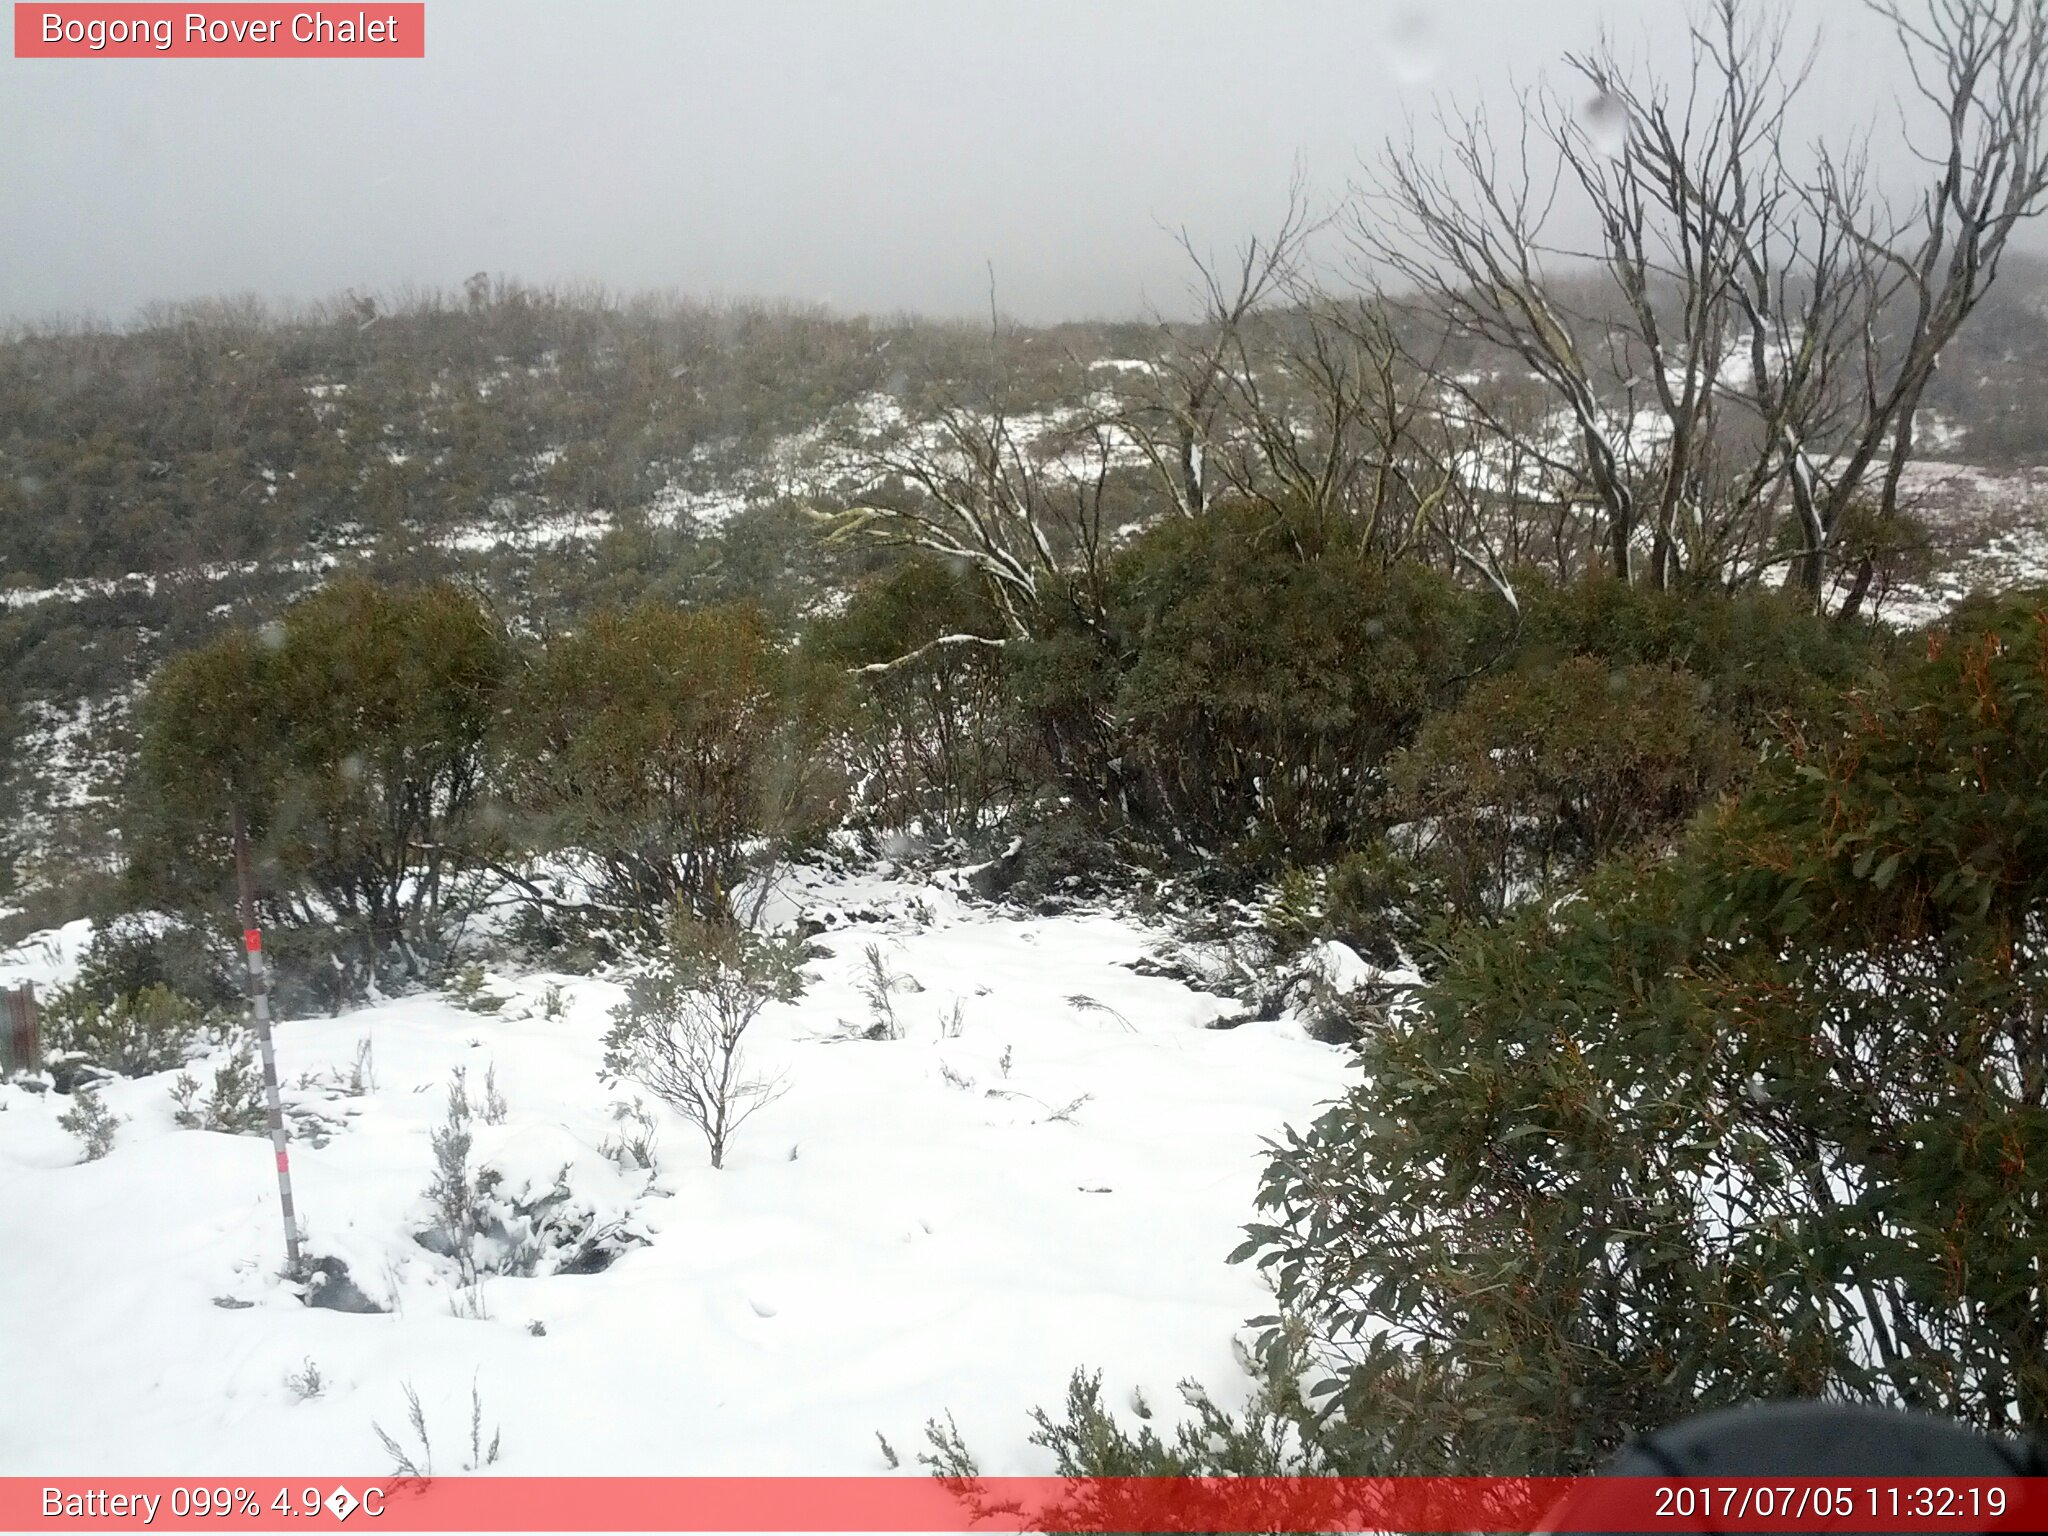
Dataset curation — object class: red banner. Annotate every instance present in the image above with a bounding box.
[13,5,424,58]
[5,1476,2045,1532]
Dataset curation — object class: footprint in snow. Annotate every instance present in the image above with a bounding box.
[748,1297,778,1318]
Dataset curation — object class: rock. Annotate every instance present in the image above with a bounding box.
[300,1255,386,1314]
[48,1055,111,1096]
[967,844,1025,901]
[555,1230,643,1275]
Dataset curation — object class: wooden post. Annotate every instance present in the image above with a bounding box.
[1,983,39,1078]
[232,805,305,1278]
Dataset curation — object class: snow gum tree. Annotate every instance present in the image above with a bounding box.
[1356,0,2048,603]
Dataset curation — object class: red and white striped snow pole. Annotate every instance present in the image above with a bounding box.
[232,807,305,1279]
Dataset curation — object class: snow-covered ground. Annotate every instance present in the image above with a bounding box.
[0,862,1350,1476]
[1880,461,2048,628]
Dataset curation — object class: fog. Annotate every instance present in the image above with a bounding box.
[0,0,1954,324]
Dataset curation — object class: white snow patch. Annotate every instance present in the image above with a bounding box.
[0,861,1354,1476]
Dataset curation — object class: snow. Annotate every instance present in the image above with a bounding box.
[1304,939,1375,994]
[0,917,94,992]
[1880,462,2048,628]
[0,861,1352,1476]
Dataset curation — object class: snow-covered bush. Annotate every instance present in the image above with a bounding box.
[599,1098,658,1173]
[443,964,508,1014]
[421,1069,485,1284]
[56,1083,121,1161]
[169,1036,266,1133]
[478,1063,507,1124]
[472,1127,645,1276]
[418,1070,644,1280]
[43,983,221,1077]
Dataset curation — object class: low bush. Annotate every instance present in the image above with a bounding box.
[43,982,223,1077]
[169,1037,267,1134]
[601,914,805,1168]
[57,1083,122,1161]
[1392,658,1740,923]
[811,559,1026,843]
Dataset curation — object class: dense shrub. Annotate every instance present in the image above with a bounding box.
[1085,504,1480,868]
[1261,843,1445,971]
[1500,573,1887,743]
[1392,658,1740,923]
[810,560,1025,843]
[129,578,507,1003]
[1235,591,2048,1470]
[43,983,223,1077]
[67,917,238,1014]
[505,602,840,927]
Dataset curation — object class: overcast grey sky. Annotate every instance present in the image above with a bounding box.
[0,1,1928,324]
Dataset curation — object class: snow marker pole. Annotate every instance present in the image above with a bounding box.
[233,806,305,1279]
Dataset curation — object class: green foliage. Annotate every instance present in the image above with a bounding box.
[1091,503,1480,867]
[967,803,1131,907]
[1502,573,1886,743]
[1236,592,2048,1470]
[442,964,509,1015]
[132,627,279,858]
[43,983,220,1077]
[1393,658,1741,923]
[170,1037,267,1134]
[57,1084,122,1162]
[925,1358,1334,1484]
[811,559,1024,842]
[129,578,507,1003]
[68,918,237,1015]
[1261,843,1444,971]
[507,603,838,927]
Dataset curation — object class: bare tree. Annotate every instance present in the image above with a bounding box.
[827,275,1127,643]
[1354,0,2048,603]
[1111,176,1319,522]
[839,385,1119,639]
[1110,186,1474,575]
